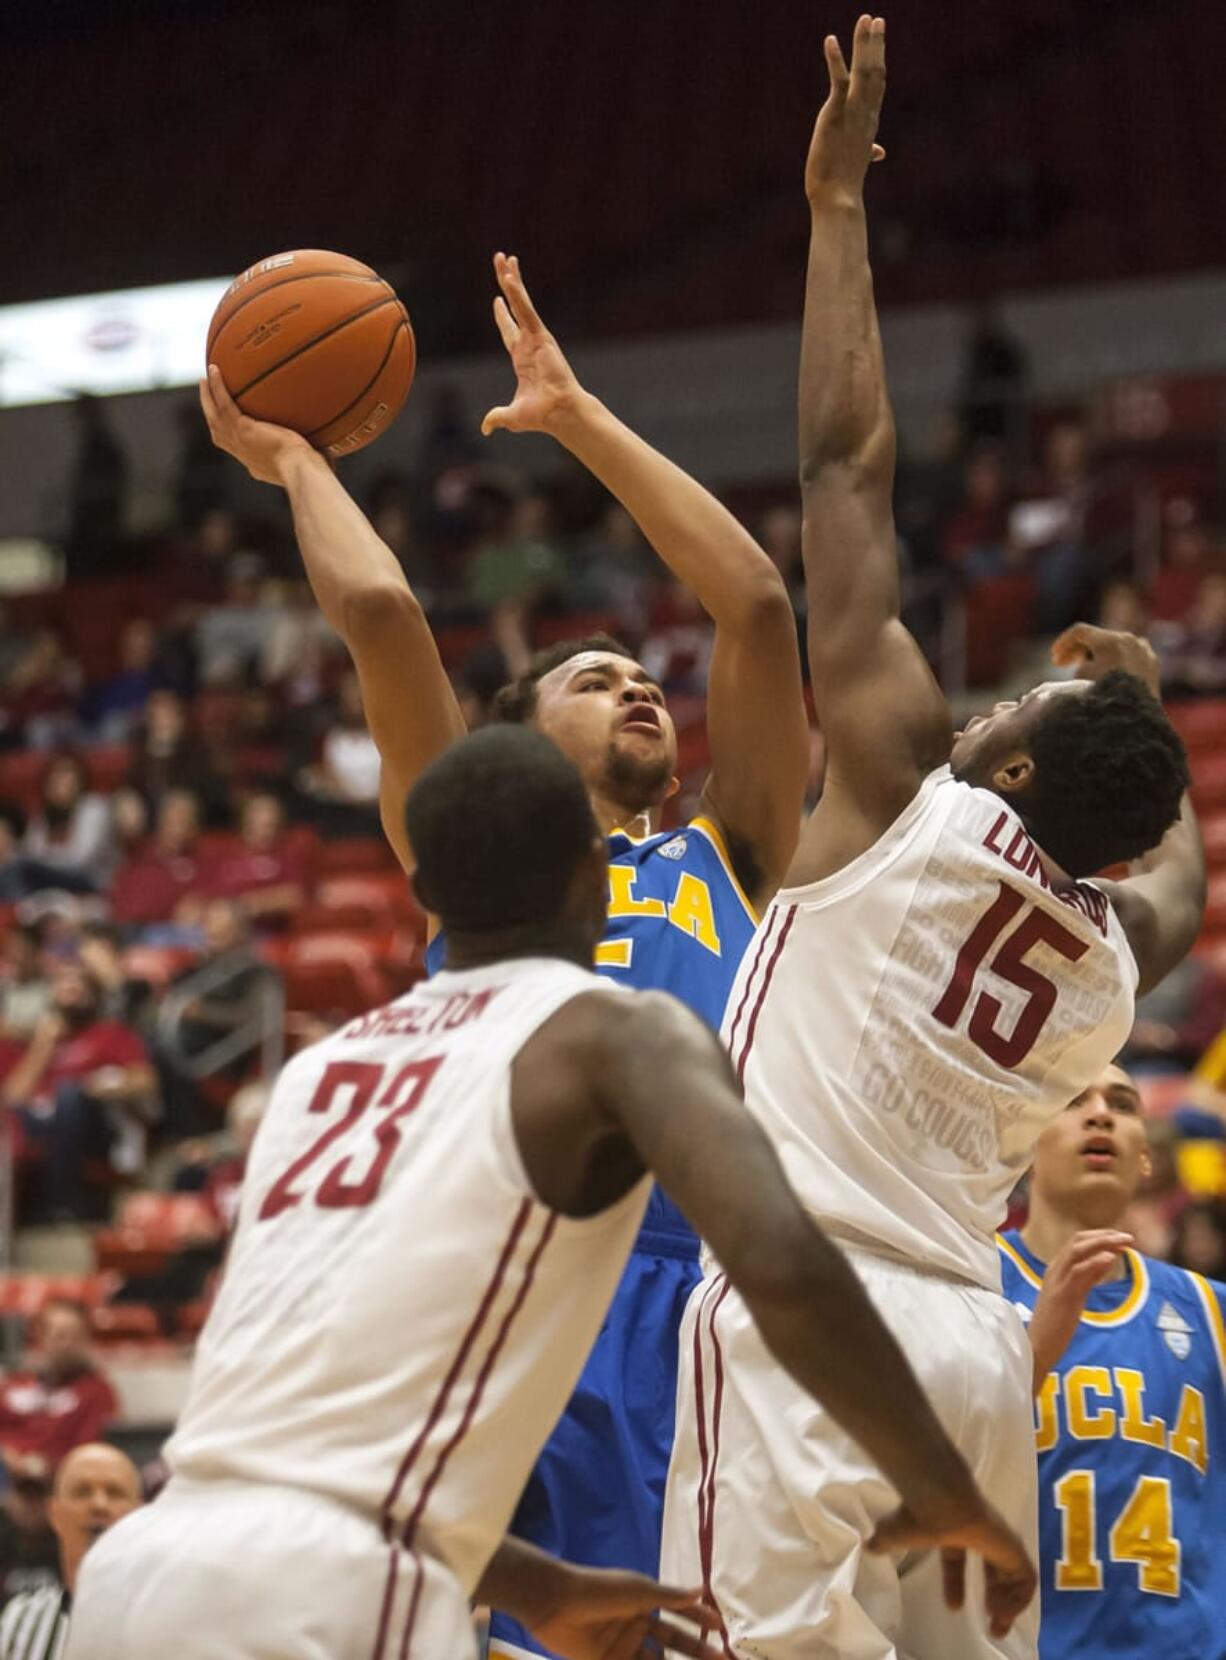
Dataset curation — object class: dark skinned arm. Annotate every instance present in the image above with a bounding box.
[482,254,808,904]
[792,19,951,885]
[1051,624,1206,994]
[511,986,1035,1638]
[200,368,467,877]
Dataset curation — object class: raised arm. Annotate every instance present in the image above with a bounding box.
[200,368,466,875]
[793,19,951,880]
[512,989,1035,1637]
[1052,624,1206,993]
[483,255,808,902]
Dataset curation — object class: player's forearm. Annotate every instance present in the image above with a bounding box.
[279,447,419,641]
[733,1218,977,1518]
[474,1538,575,1627]
[549,391,788,629]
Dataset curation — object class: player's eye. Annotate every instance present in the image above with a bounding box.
[579,679,607,693]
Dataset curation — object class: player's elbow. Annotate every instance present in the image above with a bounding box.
[733,566,795,636]
[339,581,426,649]
[799,419,895,495]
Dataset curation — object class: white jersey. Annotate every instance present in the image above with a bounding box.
[167,957,650,1596]
[723,768,1138,1289]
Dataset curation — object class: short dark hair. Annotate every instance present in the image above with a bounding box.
[1025,672,1189,877]
[492,633,637,725]
[405,726,598,932]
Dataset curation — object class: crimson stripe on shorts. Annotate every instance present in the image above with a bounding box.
[691,1277,721,1608]
[379,1198,532,1535]
[370,1548,400,1660]
[701,1276,737,1660]
[733,905,795,1086]
[724,907,781,1062]
[401,1210,560,1552]
[396,1556,425,1660]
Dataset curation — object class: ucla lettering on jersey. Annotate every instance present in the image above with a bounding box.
[998,1230,1226,1660]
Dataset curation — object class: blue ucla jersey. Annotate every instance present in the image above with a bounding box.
[999,1231,1226,1660]
[427,814,759,1245]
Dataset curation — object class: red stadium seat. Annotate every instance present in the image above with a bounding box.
[91,1304,162,1344]
[1191,755,1226,813]
[0,1273,117,1318]
[1202,872,1226,934]
[1201,813,1226,870]
[0,751,49,812]
[83,743,132,794]
[316,838,398,876]
[1169,699,1226,753]
[314,872,421,930]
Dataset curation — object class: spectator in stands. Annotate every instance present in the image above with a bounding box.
[172,396,230,532]
[566,502,657,639]
[939,442,1016,583]
[126,692,222,819]
[260,580,342,712]
[1006,417,1090,632]
[204,792,307,930]
[0,806,32,904]
[0,629,82,752]
[0,1304,118,1486]
[0,1443,142,1658]
[1160,572,1226,698]
[76,922,154,1030]
[0,1465,57,1612]
[294,671,381,835]
[641,580,714,696]
[64,395,128,579]
[1150,505,1216,624]
[80,619,164,741]
[2,964,157,1220]
[107,789,148,867]
[109,790,207,931]
[466,486,565,616]
[173,1078,270,1235]
[154,900,279,1139]
[1097,578,1149,637]
[193,553,278,686]
[21,757,113,888]
[0,924,51,1042]
[955,300,1029,456]
[1123,1118,1188,1261]
[1169,1198,1226,1279]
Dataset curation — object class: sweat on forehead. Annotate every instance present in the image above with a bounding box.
[543,651,655,690]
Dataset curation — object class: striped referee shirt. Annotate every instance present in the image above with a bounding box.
[0,1585,70,1660]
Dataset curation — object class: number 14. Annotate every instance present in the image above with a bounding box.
[1053,1469,1180,1597]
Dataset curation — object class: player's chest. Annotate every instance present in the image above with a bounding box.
[596,853,743,971]
[1035,1341,1214,1480]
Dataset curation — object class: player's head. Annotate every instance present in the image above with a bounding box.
[406,726,607,965]
[1028,1062,1150,1227]
[49,1443,142,1589]
[949,672,1188,877]
[493,635,679,819]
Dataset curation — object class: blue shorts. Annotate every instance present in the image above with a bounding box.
[488,1224,701,1659]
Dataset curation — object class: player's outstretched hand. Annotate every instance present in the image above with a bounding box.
[805,14,887,208]
[1027,1227,1133,1387]
[482,253,585,439]
[200,364,314,487]
[1051,623,1161,697]
[868,1495,1036,1640]
[525,1565,721,1660]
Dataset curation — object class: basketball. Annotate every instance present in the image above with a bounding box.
[205,249,416,457]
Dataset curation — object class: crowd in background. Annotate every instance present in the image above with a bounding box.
[0,320,1225,1615]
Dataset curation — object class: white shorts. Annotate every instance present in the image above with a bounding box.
[660,1249,1039,1660]
[64,1477,476,1660]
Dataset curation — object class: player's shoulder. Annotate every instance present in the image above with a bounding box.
[1146,1254,1226,1330]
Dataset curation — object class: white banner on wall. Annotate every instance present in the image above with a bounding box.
[0,278,228,408]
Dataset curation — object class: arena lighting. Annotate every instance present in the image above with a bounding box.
[0,276,228,407]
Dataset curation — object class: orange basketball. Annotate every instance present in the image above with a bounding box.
[206,250,416,457]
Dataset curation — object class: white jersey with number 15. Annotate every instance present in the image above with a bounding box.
[723,767,1138,1290]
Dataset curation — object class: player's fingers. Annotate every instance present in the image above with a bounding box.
[506,256,545,332]
[1050,622,1097,666]
[941,1547,966,1611]
[1071,1249,1127,1290]
[851,16,886,99]
[206,362,238,419]
[492,295,519,350]
[823,34,850,95]
[198,376,218,431]
[985,1560,1038,1638]
[480,405,513,438]
[646,1613,722,1659]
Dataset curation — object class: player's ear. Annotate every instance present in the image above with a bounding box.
[1140,1146,1153,1180]
[991,751,1034,795]
[664,775,680,801]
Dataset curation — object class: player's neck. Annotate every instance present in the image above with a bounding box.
[443,920,594,973]
[590,791,659,841]
[1021,1194,1130,1280]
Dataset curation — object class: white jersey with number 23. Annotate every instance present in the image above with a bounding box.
[722,767,1138,1289]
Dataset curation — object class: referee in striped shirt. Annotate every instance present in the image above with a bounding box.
[0,1446,141,1660]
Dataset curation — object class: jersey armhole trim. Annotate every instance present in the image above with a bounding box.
[689,815,761,924]
[1188,1271,1226,1388]
[773,766,952,913]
